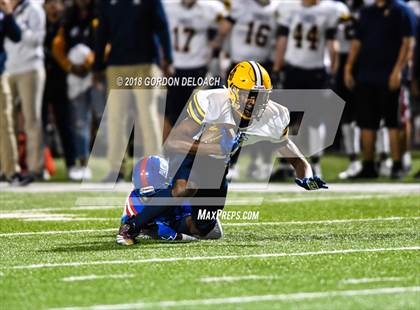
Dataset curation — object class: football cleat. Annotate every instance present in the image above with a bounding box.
[200,218,223,240]
[338,160,362,180]
[402,152,412,173]
[390,162,405,180]
[68,166,82,181]
[378,158,393,177]
[180,233,198,241]
[80,167,92,180]
[350,162,378,179]
[116,223,137,246]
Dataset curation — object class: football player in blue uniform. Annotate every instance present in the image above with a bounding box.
[117,155,221,245]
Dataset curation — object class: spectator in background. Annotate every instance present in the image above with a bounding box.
[52,0,104,180]
[345,0,415,179]
[163,0,226,140]
[0,0,27,185]
[335,0,363,180]
[209,0,278,181]
[43,0,78,180]
[4,0,46,183]
[93,0,173,182]
[273,0,340,177]
[412,12,420,179]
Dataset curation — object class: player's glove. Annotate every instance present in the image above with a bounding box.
[220,129,244,163]
[295,176,328,190]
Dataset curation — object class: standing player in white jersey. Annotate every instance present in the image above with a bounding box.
[227,0,278,66]
[163,0,226,139]
[272,0,339,177]
[210,0,279,180]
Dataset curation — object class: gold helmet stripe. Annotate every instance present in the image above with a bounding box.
[248,61,262,87]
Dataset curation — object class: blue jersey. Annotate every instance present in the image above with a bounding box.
[121,189,191,240]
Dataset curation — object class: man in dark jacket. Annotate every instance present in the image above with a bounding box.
[93,0,174,182]
[43,0,78,180]
[412,19,420,179]
[344,0,415,179]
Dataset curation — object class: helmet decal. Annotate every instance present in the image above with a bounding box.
[248,61,263,87]
[132,155,169,195]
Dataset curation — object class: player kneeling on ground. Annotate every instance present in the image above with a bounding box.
[117,156,222,246]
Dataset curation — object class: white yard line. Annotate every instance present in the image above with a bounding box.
[0,228,116,237]
[0,211,116,222]
[22,218,115,222]
[0,193,412,214]
[341,277,406,284]
[62,274,134,282]
[7,246,420,270]
[200,275,276,283]
[0,213,77,219]
[48,286,420,310]
[1,217,418,237]
[223,217,420,226]
[1,182,419,193]
[266,194,403,203]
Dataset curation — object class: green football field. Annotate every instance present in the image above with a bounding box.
[0,188,419,310]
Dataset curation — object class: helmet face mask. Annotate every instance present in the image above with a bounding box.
[227,61,272,129]
[230,86,271,128]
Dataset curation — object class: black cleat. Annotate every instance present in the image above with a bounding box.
[390,162,405,180]
[350,161,378,179]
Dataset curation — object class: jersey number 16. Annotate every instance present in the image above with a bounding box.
[245,22,271,47]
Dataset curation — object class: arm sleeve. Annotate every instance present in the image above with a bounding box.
[153,0,173,63]
[93,2,109,72]
[21,5,45,46]
[326,27,337,40]
[2,14,21,42]
[276,25,289,37]
[326,6,339,40]
[52,27,71,72]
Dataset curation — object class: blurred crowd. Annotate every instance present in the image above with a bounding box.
[0,0,419,186]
